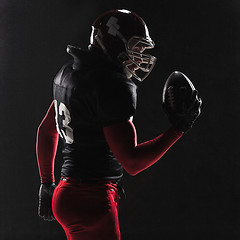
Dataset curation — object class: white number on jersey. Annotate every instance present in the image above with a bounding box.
[54,100,74,144]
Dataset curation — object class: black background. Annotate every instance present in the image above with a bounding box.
[0,0,240,239]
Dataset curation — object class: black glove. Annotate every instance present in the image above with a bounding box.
[38,182,56,221]
[163,90,202,133]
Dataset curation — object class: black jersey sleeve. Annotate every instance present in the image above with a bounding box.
[97,71,137,126]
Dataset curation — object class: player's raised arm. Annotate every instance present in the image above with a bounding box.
[103,72,201,176]
[104,121,182,176]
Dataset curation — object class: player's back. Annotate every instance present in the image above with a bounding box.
[53,47,136,180]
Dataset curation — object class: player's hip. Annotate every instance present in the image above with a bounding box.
[52,177,120,226]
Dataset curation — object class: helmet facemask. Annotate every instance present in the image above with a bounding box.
[121,36,157,81]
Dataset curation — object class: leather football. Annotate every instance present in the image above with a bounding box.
[162,71,196,114]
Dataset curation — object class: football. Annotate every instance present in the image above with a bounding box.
[162,71,196,114]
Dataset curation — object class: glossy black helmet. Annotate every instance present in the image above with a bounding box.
[90,9,156,81]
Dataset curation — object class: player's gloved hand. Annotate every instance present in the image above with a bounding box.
[163,90,202,133]
[38,182,56,221]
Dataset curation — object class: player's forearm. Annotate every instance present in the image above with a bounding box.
[124,127,182,175]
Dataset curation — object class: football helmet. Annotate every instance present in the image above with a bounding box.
[89,9,157,81]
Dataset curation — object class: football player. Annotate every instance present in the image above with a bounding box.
[36,9,201,240]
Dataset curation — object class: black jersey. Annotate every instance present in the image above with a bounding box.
[53,47,137,180]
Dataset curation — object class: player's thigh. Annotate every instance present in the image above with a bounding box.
[66,184,120,240]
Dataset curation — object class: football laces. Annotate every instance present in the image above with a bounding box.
[167,86,175,109]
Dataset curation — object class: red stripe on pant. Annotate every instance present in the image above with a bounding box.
[52,178,121,240]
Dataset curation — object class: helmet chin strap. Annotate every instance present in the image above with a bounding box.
[124,64,142,81]
[123,66,133,79]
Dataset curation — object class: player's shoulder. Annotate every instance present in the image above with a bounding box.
[53,46,136,93]
[53,61,73,86]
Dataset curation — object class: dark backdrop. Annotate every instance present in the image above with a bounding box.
[0,0,239,239]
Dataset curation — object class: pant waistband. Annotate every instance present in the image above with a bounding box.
[61,177,126,199]
[61,177,117,184]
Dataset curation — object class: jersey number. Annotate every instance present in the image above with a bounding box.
[54,100,74,144]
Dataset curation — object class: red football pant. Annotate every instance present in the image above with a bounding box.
[52,178,121,240]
